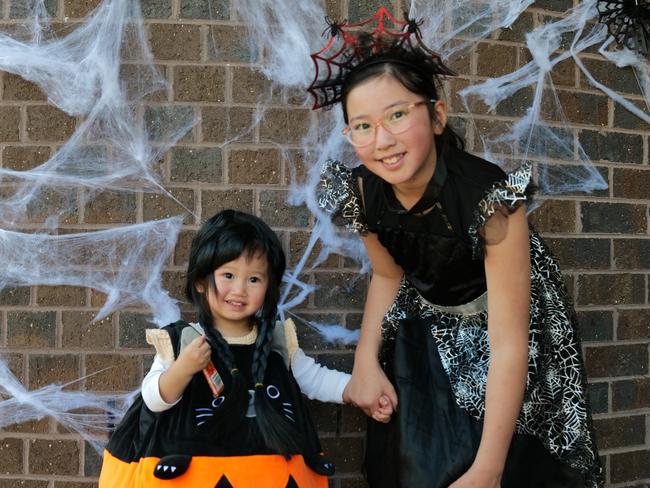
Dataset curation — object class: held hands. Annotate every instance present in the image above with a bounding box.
[345,357,398,422]
[176,335,212,377]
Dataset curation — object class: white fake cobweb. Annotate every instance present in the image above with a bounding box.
[2,0,648,455]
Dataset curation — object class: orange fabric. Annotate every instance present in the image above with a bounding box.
[99,450,327,487]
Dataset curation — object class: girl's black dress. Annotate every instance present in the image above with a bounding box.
[318,143,603,488]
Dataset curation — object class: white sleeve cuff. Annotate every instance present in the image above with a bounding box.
[291,348,351,404]
[141,355,182,412]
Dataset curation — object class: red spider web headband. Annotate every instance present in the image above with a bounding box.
[308,7,455,110]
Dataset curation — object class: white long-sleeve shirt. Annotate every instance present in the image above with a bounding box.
[142,322,351,412]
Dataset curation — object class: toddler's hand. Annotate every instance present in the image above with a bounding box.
[176,336,211,377]
[371,395,393,423]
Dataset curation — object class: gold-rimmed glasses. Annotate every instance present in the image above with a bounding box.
[342,99,435,147]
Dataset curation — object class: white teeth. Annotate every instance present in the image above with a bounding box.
[382,154,403,165]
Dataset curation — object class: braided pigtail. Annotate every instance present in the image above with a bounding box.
[251,318,307,456]
[200,320,248,436]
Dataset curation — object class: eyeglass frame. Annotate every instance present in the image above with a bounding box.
[342,98,438,148]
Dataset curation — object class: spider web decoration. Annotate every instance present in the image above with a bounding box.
[308,6,454,109]
[598,0,650,54]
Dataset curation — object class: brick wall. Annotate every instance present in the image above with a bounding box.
[0,0,648,487]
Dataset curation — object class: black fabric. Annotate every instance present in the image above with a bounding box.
[106,321,325,468]
[365,314,590,488]
[353,143,507,306]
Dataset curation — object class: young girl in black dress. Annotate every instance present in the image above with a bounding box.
[311,8,602,488]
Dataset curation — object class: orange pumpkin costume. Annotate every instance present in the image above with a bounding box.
[99,321,332,487]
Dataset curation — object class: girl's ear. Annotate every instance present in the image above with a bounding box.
[432,100,448,136]
[195,280,205,293]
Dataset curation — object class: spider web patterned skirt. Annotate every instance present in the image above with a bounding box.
[364,231,603,488]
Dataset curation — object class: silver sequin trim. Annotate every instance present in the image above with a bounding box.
[317,160,368,234]
[469,163,532,259]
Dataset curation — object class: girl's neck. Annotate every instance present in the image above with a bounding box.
[215,318,255,339]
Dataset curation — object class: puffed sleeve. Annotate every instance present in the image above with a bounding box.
[317,159,368,234]
[468,163,535,259]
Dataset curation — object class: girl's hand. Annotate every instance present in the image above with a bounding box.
[448,464,502,488]
[347,358,397,417]
[176,336,211,376]
[371,395,393,423]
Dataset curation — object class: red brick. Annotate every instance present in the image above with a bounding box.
[289,231,340,268]
[84,354,141,391]
[542,90,608,126]
[610,449,650,483]
[260,108,311,144]
[170,147,222,183]
[231,67,273,104]
[202,107,254,143]
[476,43,517,78]
[28,354,81,390]
[581,202,647,234]
[0,286,31,306]
[320,436,364,473]
[313,272,367,310]
[0,107,21,142]
[0,480,48,488]
[612,378,650,412]
[180,0,229,19]
[143,188,195,224]
[306,399,338,432]
[118,312,151,349]
[544,238,610,270]
[173,66,226,103]
[173,229,194,267]
[7,311,56,348]
[579,58,642,96]
[617,309,650,341]
[61,312,114,350]
[0,438,23,474]
[579,130,644,165]
[63,0,100,18]
[259,190,310,228]
[162,270,186,302]
[26,106,76,142]
[201,189,254,217]
[2,146,50,171]
[3,72,46,101]
[228,149,281,184]
[28,439,80,475]
[207,25,257,63]
[149,24,201,61]
[36,285,86,307]
[585,344,648,378]
[84,191,137,224]
[613,167,650,200]
[529,200,576,233]
[576,274,645,306]
[593,415,645,449]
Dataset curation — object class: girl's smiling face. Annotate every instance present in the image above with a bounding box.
[344,74,447,189]
[199,252,269,336]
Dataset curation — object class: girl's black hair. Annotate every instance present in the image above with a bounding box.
[340,56,465,153]
[185,209,307,455]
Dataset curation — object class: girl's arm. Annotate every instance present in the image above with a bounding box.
[142,356,181,412]
[451,206,531,487]
[347,231,404,415]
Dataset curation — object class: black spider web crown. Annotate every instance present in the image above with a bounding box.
[598,0,650,54]
[308,7,455,110]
